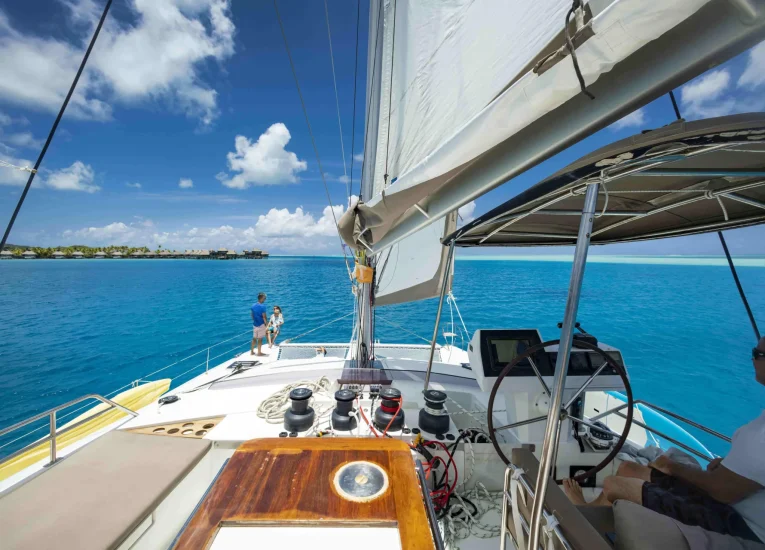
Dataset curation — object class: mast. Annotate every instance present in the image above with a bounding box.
[355,0,385,367]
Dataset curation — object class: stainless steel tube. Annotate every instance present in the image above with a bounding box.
[527,182,599,550]
[424,241,455,393]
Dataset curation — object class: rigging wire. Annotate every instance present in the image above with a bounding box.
[323,0,349,199]
[383,0,397,185]
[359,0,385,200]
[0,0,113,252]
[349,0,361,200]
[273,0,353,281]
[666,90,760,340]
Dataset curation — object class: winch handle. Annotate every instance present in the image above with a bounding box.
[557,321,588,334]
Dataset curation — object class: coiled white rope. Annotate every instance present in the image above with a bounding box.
[256,376,333,423]
[442,482,504,549]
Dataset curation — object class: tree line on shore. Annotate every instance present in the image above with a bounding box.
[4,244,153,258]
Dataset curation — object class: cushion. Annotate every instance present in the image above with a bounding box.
[0,430,211,550]
[613,499,690,550]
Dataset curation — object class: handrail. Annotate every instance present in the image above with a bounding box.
[416,460,446,550]
[501,463,573,550]
[0,394,137,468]
[589,399,732,444]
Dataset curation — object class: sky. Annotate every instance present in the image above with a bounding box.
[0,0,764,256]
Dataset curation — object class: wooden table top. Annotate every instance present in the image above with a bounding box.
[173,438,437,550]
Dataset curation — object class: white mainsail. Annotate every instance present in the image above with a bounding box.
[339,0,765,253]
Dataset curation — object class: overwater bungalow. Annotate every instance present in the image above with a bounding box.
[262,251,269,258]
[159,250,172,259]
[72,251,84,259]
[0,250,12,260]
[130,251,143,258]
[52,251,65,259]
[94,251,107,259]
[22,250,36,259]
[226,250,237,260]
[197,250,211,259]
[112,251,123,259]
[144,251,156,258]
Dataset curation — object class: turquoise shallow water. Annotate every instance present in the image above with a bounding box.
[1,256,763,457]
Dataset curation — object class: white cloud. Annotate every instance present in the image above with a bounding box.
[353,152,363,162]
[738,42,765,90]
[179,178,194,189]
[1,130,42,149]
[218,123,307,189]
[0,111,11,125]
[680,69,736,119]
[59,197,359,253]
[46,161,100,193]
[458,201,476,225]
[610,108,646,131]
[338,175,350,184]
[0,0,235,125]
[126,182,142,189]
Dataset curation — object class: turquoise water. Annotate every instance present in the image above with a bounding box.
[1,256,763,457]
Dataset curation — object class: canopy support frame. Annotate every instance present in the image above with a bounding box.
[423,240,456,393]
[458,139,763,244]
[528,181,599,550]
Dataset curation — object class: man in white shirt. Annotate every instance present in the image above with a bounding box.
[564,336,765,543]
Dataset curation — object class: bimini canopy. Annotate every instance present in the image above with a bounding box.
[446,114,765,247]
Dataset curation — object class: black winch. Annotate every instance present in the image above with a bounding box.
[373,387,404,432]
[331,389,357,431]
[284,387,315,432]
[418,389,450,435]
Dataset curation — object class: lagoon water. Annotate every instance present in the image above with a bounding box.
[1,256,763,456]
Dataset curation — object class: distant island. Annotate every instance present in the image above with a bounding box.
[0,244,269,260]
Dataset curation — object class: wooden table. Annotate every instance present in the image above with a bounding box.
[173,438,437,550]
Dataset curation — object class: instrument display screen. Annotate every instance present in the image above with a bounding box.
[478,330,622,378]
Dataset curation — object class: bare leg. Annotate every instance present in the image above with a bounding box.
[256,338,266,356]
[615,461,653,482]
[267,331,273,348]
[602,475,645,505]
[563,479,611,507]
[250,337,256,355]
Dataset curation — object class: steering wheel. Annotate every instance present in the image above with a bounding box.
[487,338,633,483]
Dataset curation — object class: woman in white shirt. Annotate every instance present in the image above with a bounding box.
[267,306,284,348]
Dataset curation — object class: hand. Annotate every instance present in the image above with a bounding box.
[649,454,674,475]
[707,457,723,471]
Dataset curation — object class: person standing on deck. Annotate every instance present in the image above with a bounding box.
[250,292,268,356]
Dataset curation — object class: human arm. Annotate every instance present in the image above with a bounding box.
[262,312,267,326]
[650,454,763,504]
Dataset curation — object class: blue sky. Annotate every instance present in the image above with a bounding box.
[0,0,763,256]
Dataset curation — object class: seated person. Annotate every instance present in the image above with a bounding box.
[266,305,284,348]
[563,336,765,544]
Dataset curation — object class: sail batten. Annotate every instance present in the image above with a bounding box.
[341,0,765,253]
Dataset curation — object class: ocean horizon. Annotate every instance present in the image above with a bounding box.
[1,256,763,458]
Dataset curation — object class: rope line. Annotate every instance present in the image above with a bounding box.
[377,316,432,345]
[274,0,353,282]
[281,311,354,344]
[0,160,36,173]
[1,0,113,252]
[383,0,397,184]
[323,0,349,198]
[349,0,361,200]
[359,0,385,199]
